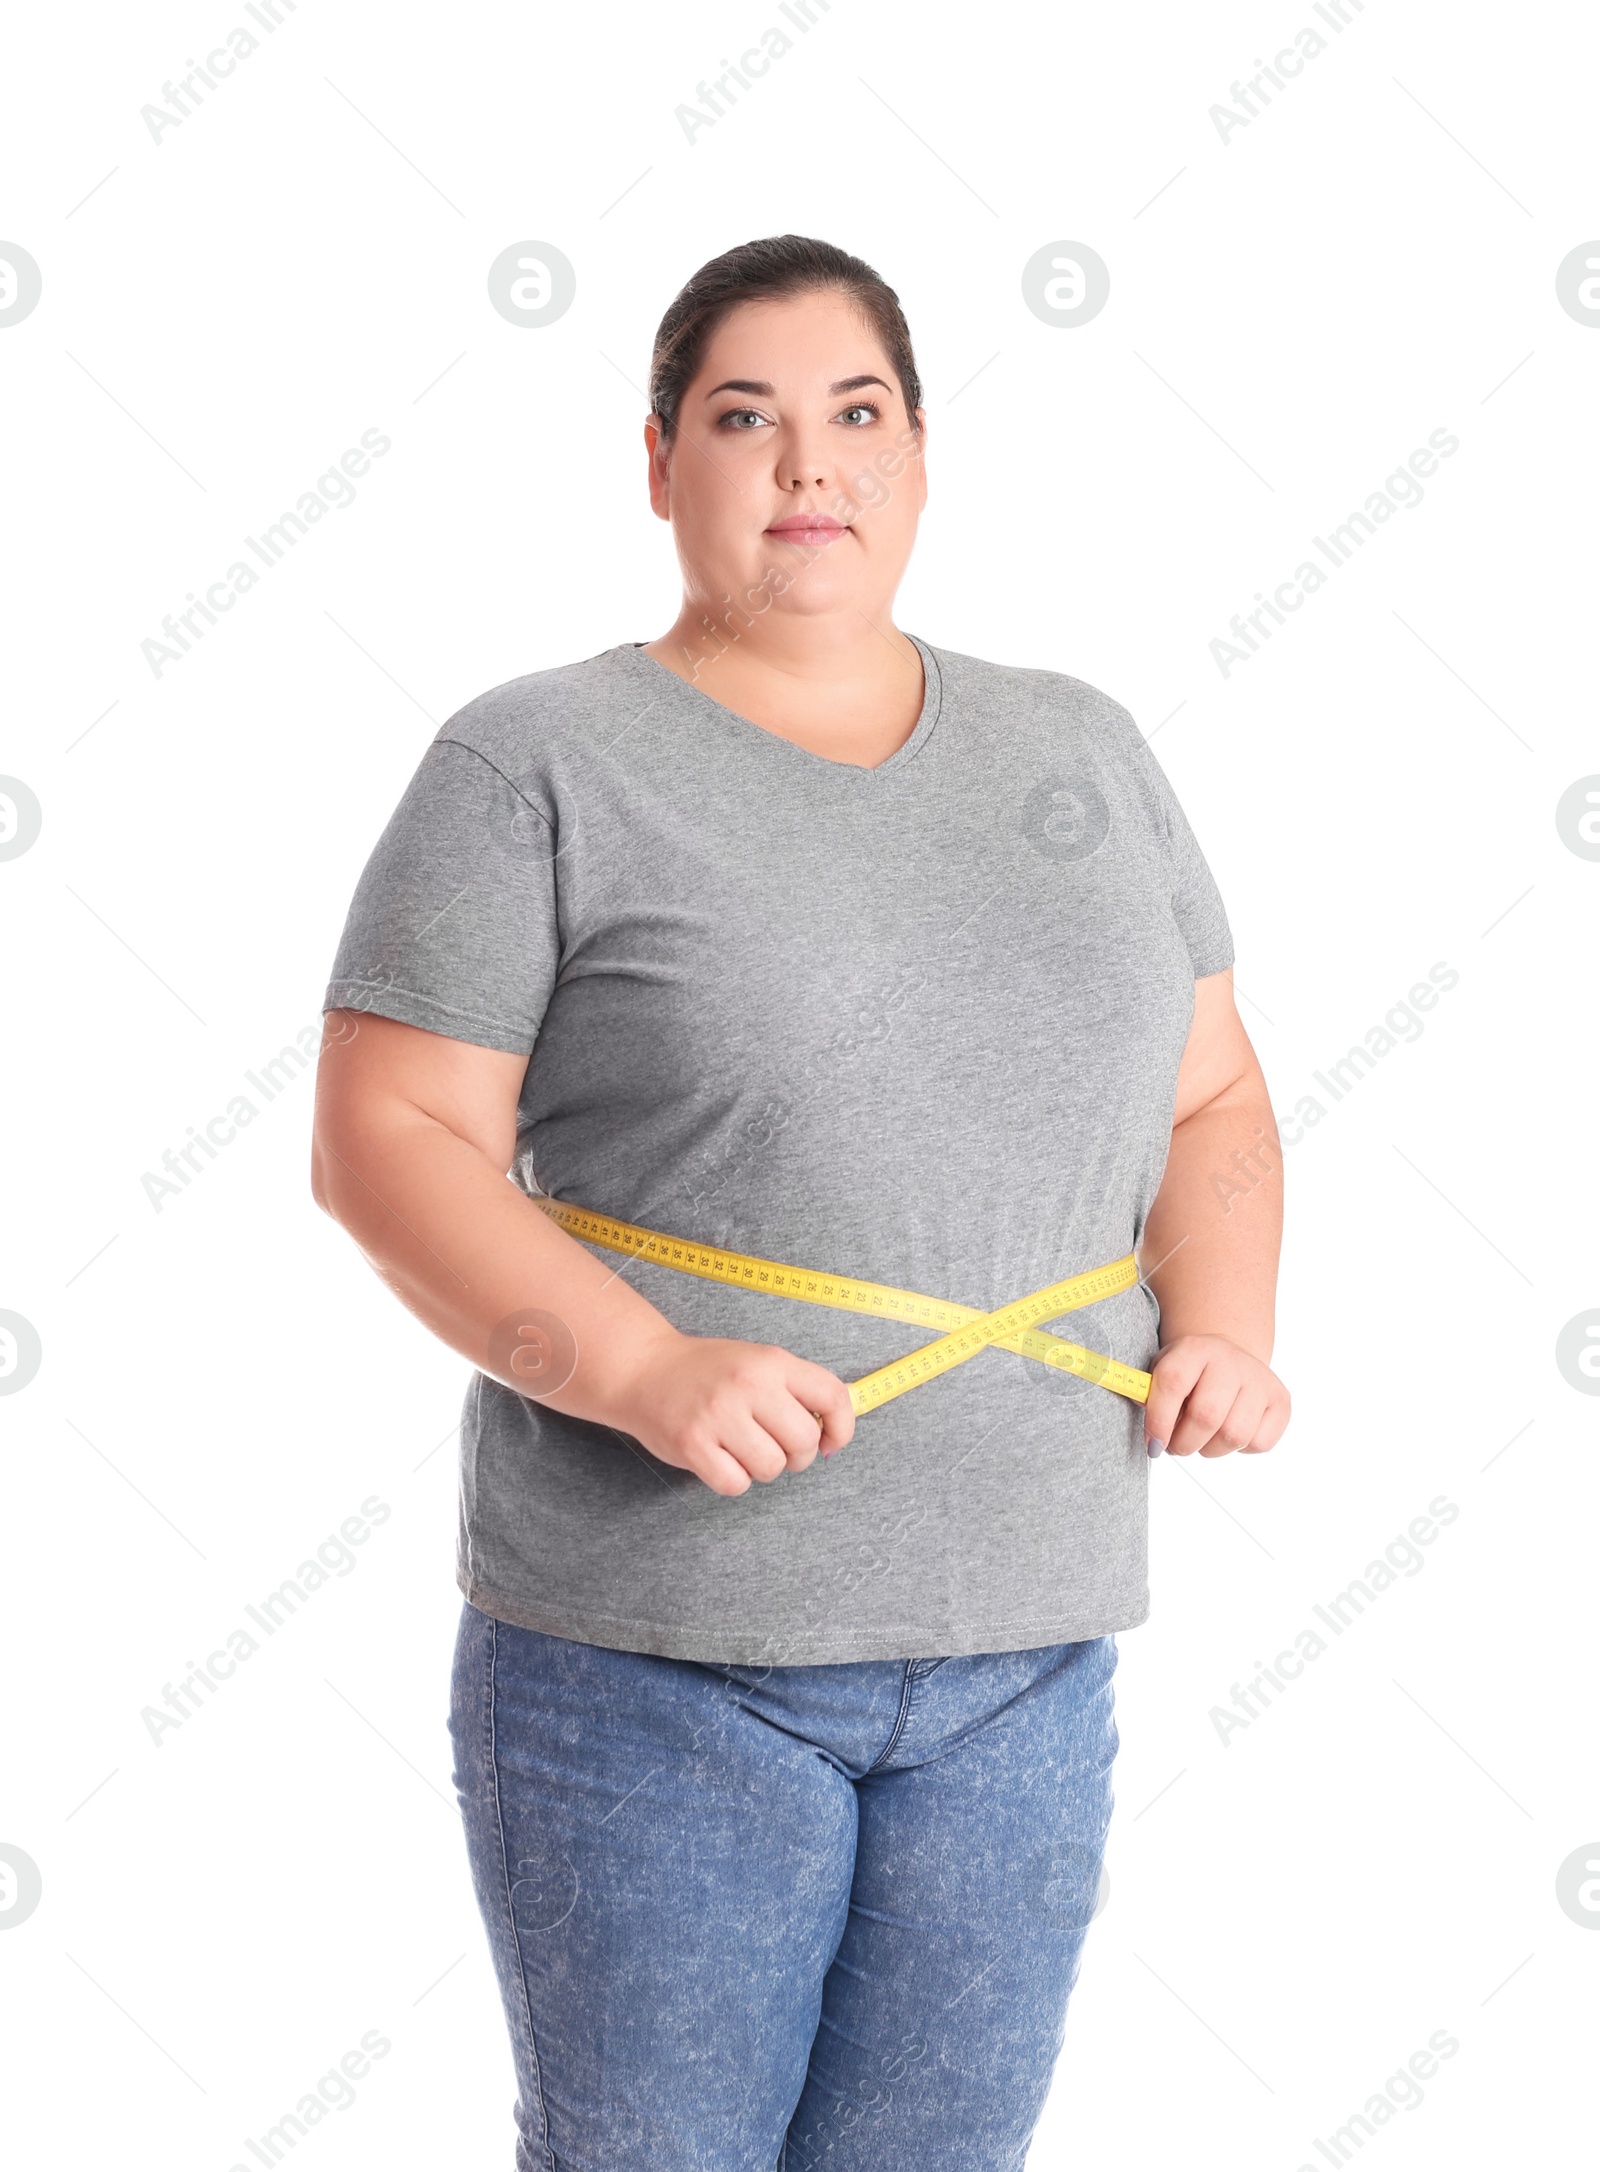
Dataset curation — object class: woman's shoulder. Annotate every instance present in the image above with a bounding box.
[917,638,1148,746]
[432,644,650,769]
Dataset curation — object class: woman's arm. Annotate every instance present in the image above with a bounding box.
[1138,969,1291,1459]
[309,1011,855,1493]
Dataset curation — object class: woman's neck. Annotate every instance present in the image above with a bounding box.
[642,608,926,767]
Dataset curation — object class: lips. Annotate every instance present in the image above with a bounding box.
[766,515,850,541]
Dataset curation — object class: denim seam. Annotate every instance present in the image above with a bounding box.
[879,1656,955,1772]
[487,1614,556,2172]
[862,1660,919,1774]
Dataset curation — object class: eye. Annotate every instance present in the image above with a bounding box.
[717,407,769,430]
[837,402,882,426]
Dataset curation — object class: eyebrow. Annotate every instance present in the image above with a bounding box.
[703,374,893,399]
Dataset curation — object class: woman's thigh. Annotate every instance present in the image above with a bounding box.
[448,1600,861,2172]
[781,1634,1119,2172]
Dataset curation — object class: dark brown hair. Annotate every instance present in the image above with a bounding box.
[648,234,923,440]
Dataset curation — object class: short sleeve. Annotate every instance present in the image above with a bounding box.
[322,736,561,1056]
[1121,718,1235,979]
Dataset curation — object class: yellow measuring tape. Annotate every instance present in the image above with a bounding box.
[534,1199,1152,1415]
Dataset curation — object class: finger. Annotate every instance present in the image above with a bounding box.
[1143,1344,1208,1454]
[752,1389,831,1471]
[687,1441,756,1496]
[1199,1386,1267,1457]
[1243,1388,1292,1453]
[717,1417,792,1485]
[786,1359,856,1453]
[1164,1369,1240,1457]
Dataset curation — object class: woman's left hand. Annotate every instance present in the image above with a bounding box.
[1143,1335,1290,1459]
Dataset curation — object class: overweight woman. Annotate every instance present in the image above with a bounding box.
[312,234,1289,2172]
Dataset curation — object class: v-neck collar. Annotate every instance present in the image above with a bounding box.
[619,634,944,778]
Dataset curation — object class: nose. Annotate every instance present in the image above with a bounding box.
[777,419,832,493]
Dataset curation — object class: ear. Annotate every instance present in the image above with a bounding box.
[913,408,929,511]
[645,416,672,523]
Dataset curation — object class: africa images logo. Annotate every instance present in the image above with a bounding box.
[1021,773,1111,862]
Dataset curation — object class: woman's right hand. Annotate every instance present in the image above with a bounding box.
[606,1328,857,1495]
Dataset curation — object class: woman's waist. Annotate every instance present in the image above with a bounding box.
[574,1234,1159,1367]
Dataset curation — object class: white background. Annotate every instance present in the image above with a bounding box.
[2,0,1596,2165]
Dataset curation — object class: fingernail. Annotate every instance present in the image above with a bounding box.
[1146,1438,1165,1459]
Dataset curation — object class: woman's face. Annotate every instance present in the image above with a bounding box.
[646,287,927,628]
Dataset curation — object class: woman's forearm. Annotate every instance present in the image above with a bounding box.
[1140,1070,1282,1362]
[311,1103,684,1422]
[310,1015,856,1492]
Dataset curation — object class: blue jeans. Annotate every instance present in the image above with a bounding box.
[448,1600,1119,2171]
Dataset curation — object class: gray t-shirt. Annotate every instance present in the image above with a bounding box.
[322,636,1233,1663]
